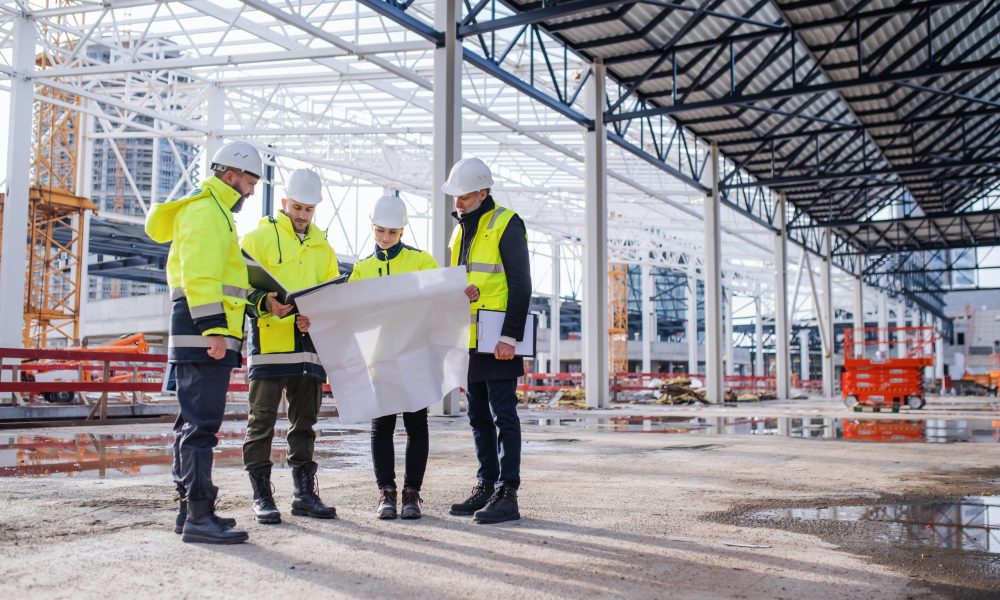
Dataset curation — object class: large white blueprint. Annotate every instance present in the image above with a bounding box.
[293,266,470,423]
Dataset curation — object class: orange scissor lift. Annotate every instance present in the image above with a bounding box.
[842,326,936,412]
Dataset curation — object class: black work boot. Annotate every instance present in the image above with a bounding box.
[291,462,337,519]
[174,497,236,534]
[449,483,494,516]
[376,487,397,520]
[181,499,249,544]
[248,465,281,524]
[401,488,422,520]
[473,486,520,524]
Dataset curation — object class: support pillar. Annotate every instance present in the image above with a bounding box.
[550,240,561,374]
[935,317,945,388]
[203,85,224,176]
[878,292,889,355]
[724,288,735,376]
[754,286,764,377]
[583,59,609,409]
[820,229,835,398]
[703,142,724,403]
[686,264,698,375]
[799,329,811,382]
[431,0,462,415]
[853,260,864,360]
[0,14,36,350]
[641,264,654,373]
[774,193,790,399]
[896,301,908,359]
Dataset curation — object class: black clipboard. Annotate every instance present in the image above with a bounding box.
[475,309,537,357]
[243,249,348,310]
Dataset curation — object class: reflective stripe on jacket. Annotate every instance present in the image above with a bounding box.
[241,211,339,380]
[449,203,518,348]
[145,177,249,366]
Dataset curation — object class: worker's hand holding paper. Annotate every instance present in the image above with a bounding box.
[293,266,470,423]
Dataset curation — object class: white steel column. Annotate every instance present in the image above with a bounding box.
[724,289,735,376]
[583,58,609,409]
[774,193,790,399]
[820,230,835,398]
[641,263,654,373]
[754,286,764,377]
[896,301,908,359]
[686,265,698,374]
[549,240,561,374]
[878,292,889,354]
[0,15,36,350]
[853,260,864,359]
[935,317,945,387]
[431,0,462,415]
[431,0,461,266]
[204,85,224,176]
[703,142,724,403]
[799,329,811,381]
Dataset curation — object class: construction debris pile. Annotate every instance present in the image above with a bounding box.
[656,377,776,404]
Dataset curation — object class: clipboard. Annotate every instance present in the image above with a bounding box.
[475,309,537,357]
[243,249,348,309]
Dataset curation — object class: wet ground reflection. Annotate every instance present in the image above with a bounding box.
[523,415,1000,443]
[0,421,371,478]
[753,496,1000,555]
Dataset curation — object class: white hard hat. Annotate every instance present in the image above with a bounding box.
[370,194,408,228]
[284,169,323,206]
[441,157,494,197]
[211,141,263,178]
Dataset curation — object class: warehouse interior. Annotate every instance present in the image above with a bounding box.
[1,1,1000,597]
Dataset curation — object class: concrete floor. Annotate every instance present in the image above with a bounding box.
[2,395,999,599]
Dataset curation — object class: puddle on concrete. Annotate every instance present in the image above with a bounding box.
[522,415,1000,443]
[0,419,371,478]
[752,496,1000,555]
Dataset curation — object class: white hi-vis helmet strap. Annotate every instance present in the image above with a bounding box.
[371,194,408,228]
[285,169,323,206]
[210,141,263,178]
[441,157,494,197]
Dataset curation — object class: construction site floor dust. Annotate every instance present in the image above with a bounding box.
[2,395,999,599]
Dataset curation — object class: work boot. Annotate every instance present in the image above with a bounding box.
[401,488,422,520]
[181,499,249,545]
[473,486,520,524]
[248,465,281,524]
[376,487,397,520]
[449,483,493,516]
[290,462,337,519]
[174,497,235,534]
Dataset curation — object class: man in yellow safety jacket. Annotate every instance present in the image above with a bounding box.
[349,194,438,521]
[442,157,532,525]
[144,140,261,545]
[240,168,339,524]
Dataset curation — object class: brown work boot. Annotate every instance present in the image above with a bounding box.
[376,487,397,520]
[401,488,422,520]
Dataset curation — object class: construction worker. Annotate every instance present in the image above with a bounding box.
[240,168,339,524]
[348,194,439,520]
[443,158,532,524]
[144,140,261,544]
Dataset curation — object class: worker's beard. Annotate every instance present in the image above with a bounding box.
[231,196,247,213]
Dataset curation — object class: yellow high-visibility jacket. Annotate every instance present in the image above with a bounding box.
[241,211,339,380]
[145,176,249,366]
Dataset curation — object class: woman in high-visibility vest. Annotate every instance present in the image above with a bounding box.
[349,194,438,520]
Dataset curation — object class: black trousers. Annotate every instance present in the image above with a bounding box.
[370,409,428,490]
[171,363,232,501]
[466,378,521,490]
[243,377,323,470]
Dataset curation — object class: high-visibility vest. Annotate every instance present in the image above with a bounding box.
[145,176,249,366]
[449,203,518,348]
[241,211,340,380]
[349,243,438,281]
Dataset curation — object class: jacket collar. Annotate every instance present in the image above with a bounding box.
[268,210,319,241]
[202,176,242,210]
[451,195,495,224]
[374,240,404,261]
